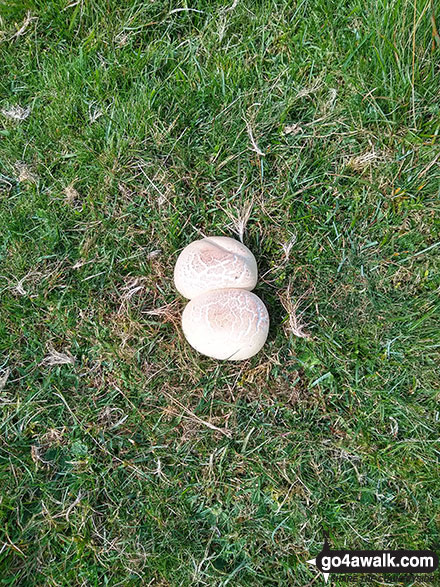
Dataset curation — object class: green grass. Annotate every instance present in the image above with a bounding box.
[0,0,439,585]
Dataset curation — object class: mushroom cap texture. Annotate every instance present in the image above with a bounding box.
[174,236,257,299]
[182,288,269,360]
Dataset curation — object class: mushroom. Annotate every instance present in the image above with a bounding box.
[174,236,257,299]
[181,288,269,360]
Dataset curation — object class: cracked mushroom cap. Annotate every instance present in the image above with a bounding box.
[174,236,258,299]
[182,288,269,360]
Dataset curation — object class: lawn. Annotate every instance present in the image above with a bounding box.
[0,0,439,585]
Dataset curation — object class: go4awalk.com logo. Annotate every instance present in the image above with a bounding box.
[307,533,438,583]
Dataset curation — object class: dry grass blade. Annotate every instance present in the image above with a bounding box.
[346,150,379,171]
[279,286,311,339]
[245,119,265,157]
[9,271,41,297]
[64,183,80,205]
[1,105,31,120]
[283,123,303,136]
[147,250,161,260]
[169,8,205,15]
[225,199,253,243]
[41,348,75,367]
[296,77,322,99]
[120,277,147,301]
[0,369,10,391]
[226,0,239,10]
[143,300,182,332]
[143,300,180,317]
[9,11,37,41]
[281,234,297,261]
[161,389,232,438]
[15,162,38,184]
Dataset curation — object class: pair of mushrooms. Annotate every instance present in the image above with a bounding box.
[174,236,269,360]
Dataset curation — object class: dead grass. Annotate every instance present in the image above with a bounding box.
[279,285,311,340]
[40,347,75,367]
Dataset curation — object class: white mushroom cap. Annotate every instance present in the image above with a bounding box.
[182,288,269,360]
[174,236,257,299]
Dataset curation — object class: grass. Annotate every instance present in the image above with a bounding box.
[0,0,439,585]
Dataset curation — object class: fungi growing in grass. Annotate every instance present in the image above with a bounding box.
[174,236,257,300]
[181,288,269,360]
